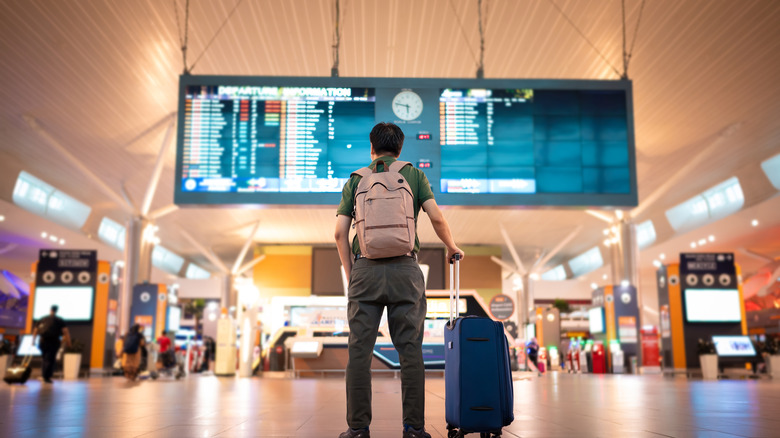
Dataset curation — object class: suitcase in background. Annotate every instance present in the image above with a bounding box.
[4,356,32,385]
[538,361,545,374]
[444,256,514,438]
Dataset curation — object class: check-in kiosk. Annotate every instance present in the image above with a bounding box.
[591,342,607,374]
[610,340,625,374]
[548,345,560,370]
[656,253,747,373]
[591,284,641,372]
[27,250,114,374]
[129,283,169,341]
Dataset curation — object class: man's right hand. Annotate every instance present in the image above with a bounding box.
[447,246,465,263]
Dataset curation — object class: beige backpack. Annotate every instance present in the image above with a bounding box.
[352,160,415,259]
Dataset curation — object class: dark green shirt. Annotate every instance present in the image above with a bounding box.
[337,156,435,255]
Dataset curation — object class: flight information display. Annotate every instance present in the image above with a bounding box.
[181,85,374,194]
[439,88,630,195]
[174,76,637,206]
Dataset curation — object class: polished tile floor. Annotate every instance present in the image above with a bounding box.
[1,372,779,438]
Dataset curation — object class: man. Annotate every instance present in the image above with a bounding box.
[335,122,464,438]
[32,305,71,383]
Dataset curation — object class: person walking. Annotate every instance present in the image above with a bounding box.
[32,305,71,383]
[335,122,464,438]
[117,324,145,381]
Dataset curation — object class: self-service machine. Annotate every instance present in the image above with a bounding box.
[129,283,169,341]
[610,340,624,374]
[548,345,560,370]
[591,284,641,372]
[27,250,114,374]
[656,253,747,372]
[215,314,237,376]
[591,342,607,374]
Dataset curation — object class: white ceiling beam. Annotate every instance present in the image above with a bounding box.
[235,255,266,276]
[585,210,614,223]
[489,256,523,278]
[498,224,527,276]
[534,225,584,273]
[232,221,261,274]
[148,204,179,220]
[119,181,139,214]
[24,115,134,214]
[631,122,742,219]
[140,118,176,217]
[180,230,230,274]
[738,248,774,263]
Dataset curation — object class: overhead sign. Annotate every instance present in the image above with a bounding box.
[175,75,637,207]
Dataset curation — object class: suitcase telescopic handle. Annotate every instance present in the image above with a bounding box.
[449,254,461,325]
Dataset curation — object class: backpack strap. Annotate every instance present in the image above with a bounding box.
[389,160,412,172]
[351,167,372,178]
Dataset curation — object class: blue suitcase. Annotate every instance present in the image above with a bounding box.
[445,256,514,438]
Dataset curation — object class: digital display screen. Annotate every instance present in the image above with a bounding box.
[439,88,629,194]
[33,286,94,321]
[167,306,182,332]
[180,85,374,194]
[684,289,742,323]
[712,336,757,357]
[17,334,42,356]
[175,76,636,206]
[589,307,605,334]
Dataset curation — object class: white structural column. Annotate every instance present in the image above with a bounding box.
[222,274,235,310]
[119,217,156,335]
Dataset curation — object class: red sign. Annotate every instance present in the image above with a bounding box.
[641,326,660,367]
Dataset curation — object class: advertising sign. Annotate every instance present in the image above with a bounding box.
[489,294,514,321]
[618,316,637,343]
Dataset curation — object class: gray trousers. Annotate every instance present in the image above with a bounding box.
[346,256,427,429]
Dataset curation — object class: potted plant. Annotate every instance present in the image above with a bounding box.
[0,339,12,378]
[62,339,84,380]
[697,338,718,380]
[763,337,780,378]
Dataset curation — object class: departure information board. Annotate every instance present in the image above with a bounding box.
[175,76,637,207]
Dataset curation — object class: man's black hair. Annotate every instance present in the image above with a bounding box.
[370,122,404,157]
[50,305,58,313]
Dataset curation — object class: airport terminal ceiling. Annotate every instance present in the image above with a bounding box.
[0,0,779,274]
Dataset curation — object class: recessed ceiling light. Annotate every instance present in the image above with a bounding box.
[49,235,58,242]
[602,274,608,280]
[41,232,48,238]
[620,280,629,287]
[590,283,598,290]
[698,239,707,245]
[0,215,5,222]
[603,239,611,246]
[59,239,65,245]
[652,260,661,268]
[659,253,666,260]
[751,219,759,227]
[708,235,715,242]
[691,242,697,248]
[603,229,610,236]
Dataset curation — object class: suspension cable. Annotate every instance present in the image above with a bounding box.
[173,0,190,74]
[547,0,622,78]
[448,0,479,69]
[331,0,342,77]
[477,0,486,78]
[188,0,245,73]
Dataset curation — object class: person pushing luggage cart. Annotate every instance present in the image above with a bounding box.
[335,122,464,438]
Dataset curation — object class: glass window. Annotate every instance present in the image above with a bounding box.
[636,220,656,249]
[185,264,211,279]
[152,246,185,275]
[13,171,92,230]
[760,152,780,191]
[98,217,126,251]
[568,246,603,277]
[541,265,567,281]
[665,177,744,233]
